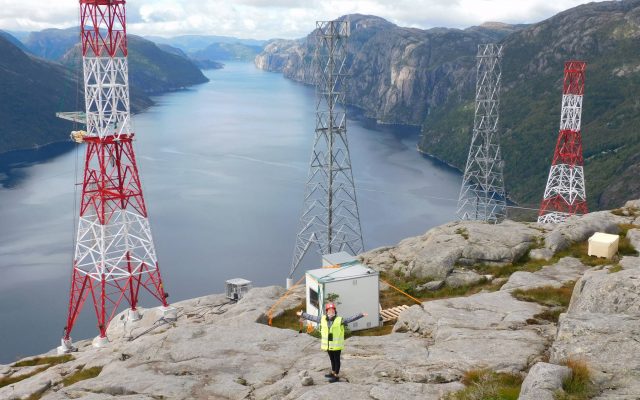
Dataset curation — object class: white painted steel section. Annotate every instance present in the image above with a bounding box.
[74,210,158,282]
[83,57,131,139]
[559,94,583,131]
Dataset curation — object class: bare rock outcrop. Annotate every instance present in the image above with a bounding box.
[360,220,541,280]
[550,257,640,397]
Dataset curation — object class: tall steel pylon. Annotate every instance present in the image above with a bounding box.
[58,0,173,353]
[457,44,506,224]
[538,61,588,223]
[289,20,364,281]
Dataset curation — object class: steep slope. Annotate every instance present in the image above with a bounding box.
[59,35,209,96]
[0,32,208,154]
[0,36,80,153]
[0,30,29,52]
[257,3,640,210]
[255,14,521,125]
[419,0,640,209]
[23,27,77,60]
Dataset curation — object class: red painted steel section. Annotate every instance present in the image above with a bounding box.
[538,61,588,219]
[64,0,169,341]
[80,1,127,57]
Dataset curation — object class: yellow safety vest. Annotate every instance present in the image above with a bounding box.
[320,315,344,351]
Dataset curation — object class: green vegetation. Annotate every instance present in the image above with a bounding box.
[419,3,640,211]
[379,271,501,310]
[0,354,75,389]
[455,227,470,240]
[617,224,639,256]
[512,281,575,308]
[445,369,523,400]
[61,366,103,387]
[554,359,597,400]
[13,354,74,367]
[608,264,623,273]
[531,308,564,323]
[0,366,50,389]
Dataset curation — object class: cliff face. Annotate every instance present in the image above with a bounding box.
[255,15,519,125]
[256,2,640,210]
[420,0,640,210]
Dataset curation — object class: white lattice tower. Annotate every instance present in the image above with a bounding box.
[290,20,364,279]
[538,61,588,223]
[457,44,506,224]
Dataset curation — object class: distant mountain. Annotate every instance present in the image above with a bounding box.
[60,35,209,97]
[190,42,263,62]
[257,3,640,210]
[0,30,29,52]
[157,43,224,70]
[157,43,189,58]
[0,35,80,153]
[24,27,77,60]
[0,31,209,154]
[418,0,640,209]
[146,34,266,53]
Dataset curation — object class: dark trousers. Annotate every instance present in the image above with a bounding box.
[327,350,341,374]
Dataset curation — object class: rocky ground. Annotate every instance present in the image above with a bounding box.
[2,202,640,399]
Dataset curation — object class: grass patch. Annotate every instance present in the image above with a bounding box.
[552,242,612,267]
[445,369,523,400]
[350,321,394,337]
[608,264,623,273]
[512,281,576,308]
[13,354,74,367]
[554,359,597,400]
[617,224,639,256]
[455,227,469,240]
[61,366,103,387]
[532,307,564,323]
[269,300,307,331]
[0,366,49,389]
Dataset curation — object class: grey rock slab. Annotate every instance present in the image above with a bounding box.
[518,362,570,400]
[568,265,640,315]
[368,382,465,400]
[501,257,587,291]
[416,280,444,291]
[361,220,542,280]
[551,312,640,389]
[444,269,485,288]
[392,291,548,377]
[543,211,624,252]
[530,248,554,261]
[625,228,640,253]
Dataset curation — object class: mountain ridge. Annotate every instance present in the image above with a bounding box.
[255,1,640,210]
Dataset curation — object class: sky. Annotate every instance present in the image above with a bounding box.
[0,0,597,39]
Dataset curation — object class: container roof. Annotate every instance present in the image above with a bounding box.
[226,278,252,285]
[306,264,378,282]
[322,251,358,266]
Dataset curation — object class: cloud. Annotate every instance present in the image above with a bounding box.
[0,0,593,39]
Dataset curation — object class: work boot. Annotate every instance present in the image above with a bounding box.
[328,376,339,383]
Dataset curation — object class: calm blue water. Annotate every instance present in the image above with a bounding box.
[0,62,461,362]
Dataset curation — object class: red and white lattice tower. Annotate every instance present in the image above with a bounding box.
[538,61,588,224]
[59,0,173,352]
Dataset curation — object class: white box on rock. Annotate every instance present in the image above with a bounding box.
[588,232,619,259]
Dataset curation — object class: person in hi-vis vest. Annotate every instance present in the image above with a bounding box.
[297,302,367,382]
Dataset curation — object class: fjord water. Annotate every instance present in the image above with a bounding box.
[0,62,460,362]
